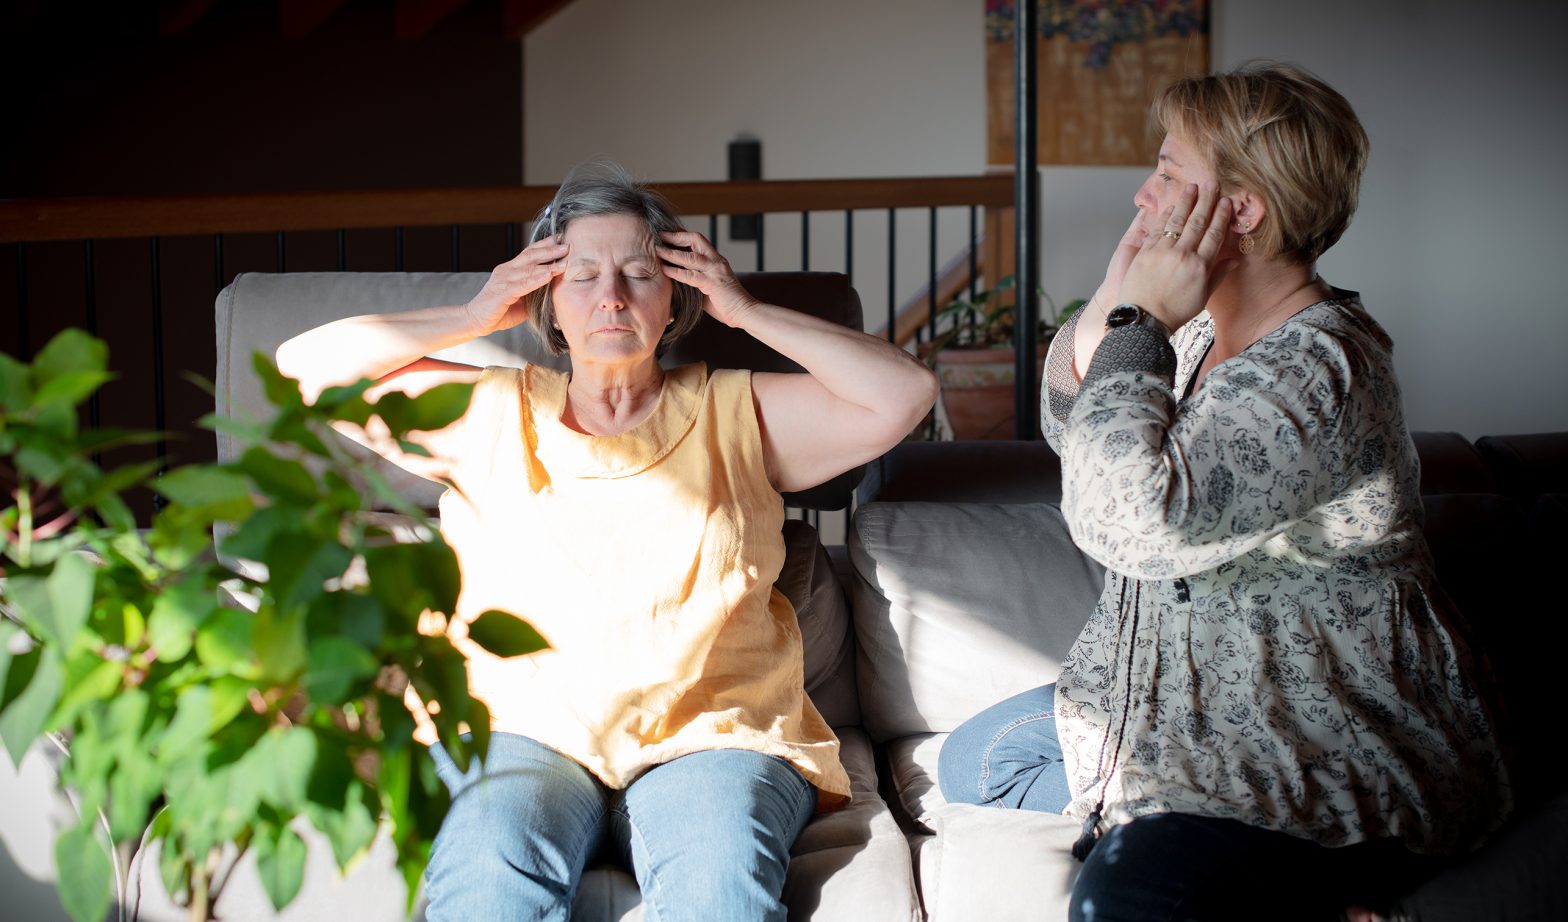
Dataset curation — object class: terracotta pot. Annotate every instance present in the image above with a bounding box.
[928,344,1047,440]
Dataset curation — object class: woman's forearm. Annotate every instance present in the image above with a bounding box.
[275,304,485,401]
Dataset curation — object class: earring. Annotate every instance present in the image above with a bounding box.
[667,317,675,326]
[1237,220,1256,255]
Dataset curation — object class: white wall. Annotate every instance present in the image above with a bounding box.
[527,0,1568,438]
[1214,0,1568,437]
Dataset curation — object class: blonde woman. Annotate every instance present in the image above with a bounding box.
[939,63,1509,921]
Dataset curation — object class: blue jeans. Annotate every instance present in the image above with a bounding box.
[423,734,816,922]
[938,683,1072,812]
[940,685,1437,921]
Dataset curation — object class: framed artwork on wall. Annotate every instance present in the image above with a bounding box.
[986,0,1210,166]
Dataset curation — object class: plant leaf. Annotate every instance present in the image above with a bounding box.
[253,352,304,411]
[147,576,218,663]
[311,780,379,870]
[33,370,114,408]
[51,656,123,731]
[0,352,33,411]
[45,552,96,649]
[254,824,308,911]
[363,542,460,628]
[53,819,112,922]
[252,606,309,684]
[157,685,214,767]
[107,745,161,841]
[265,535,353,614]
[465,611,549,659]
[33,329,107,387]
[152,466,254,519]
[194,607,258,677]
[0,647,63,766]
[303,635,380,703]
[236,446,318,503]
[372,382,473,436]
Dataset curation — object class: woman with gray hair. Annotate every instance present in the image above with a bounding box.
[939,63,1510,921]
[277,161,937,920]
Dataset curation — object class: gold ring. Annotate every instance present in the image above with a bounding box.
[1160,230,1181,239]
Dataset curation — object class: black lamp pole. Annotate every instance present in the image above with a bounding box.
[1013,0,1040,439]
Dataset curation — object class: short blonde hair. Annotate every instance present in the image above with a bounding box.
[1152,62,1369,263]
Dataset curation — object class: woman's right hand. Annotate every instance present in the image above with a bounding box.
[463,237,570,335]
[1073,212,1149,377]
[1090,211,1149,318]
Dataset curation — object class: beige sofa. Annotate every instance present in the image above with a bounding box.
[5,270,1564,921]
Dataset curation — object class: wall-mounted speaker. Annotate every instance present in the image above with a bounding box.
[728,138,761,241]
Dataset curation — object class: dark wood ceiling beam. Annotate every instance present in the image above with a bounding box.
[159,0,221,34]
[503,0,574,40]
[279,0,352,37]
[395,0,469,38]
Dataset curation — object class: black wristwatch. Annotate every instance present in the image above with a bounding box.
[1105,303,1172,339]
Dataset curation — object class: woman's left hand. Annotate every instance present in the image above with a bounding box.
[657,230,760,328]
[1118,181,1235,330]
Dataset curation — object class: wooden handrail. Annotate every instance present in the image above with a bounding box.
[0,176,1014,244]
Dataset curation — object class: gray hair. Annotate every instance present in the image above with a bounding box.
[524,161,703,356]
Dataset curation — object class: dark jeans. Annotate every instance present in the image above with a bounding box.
[940,684,1441,921]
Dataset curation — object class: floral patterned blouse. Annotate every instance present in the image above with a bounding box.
[1041,291,1510,853]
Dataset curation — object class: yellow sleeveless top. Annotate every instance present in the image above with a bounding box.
[427,362,849,807]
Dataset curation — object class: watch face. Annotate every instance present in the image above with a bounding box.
[1106,304,1141,328]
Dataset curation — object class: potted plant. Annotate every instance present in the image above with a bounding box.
[922,276,1084,440]
[0,330,544,922]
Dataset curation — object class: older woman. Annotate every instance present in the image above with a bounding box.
[276,163,936,920]
[938,63,1510,920]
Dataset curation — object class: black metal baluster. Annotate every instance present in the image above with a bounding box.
[844,210,854,283]
[506,222,518,256]
[756,215,765,272]
[708,214,718,243]
[395,227,406,271]
[276,231,286,272]
[15,243,29,361]
[336,230,347,270]
[886,209,896,342]
[928,206,938,341]
[451,225,462,271]
[151,237,168,503]
[800,211,810,271]
[1014,0,1040,439]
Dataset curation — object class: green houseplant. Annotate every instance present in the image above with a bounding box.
[0,330,544,922]
[922,276,1084,440]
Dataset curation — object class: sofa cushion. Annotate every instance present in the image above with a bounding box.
[915,805,1080,921]
[848,502,1103,743]
[780,520,860,729]
[885,733,948,829]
